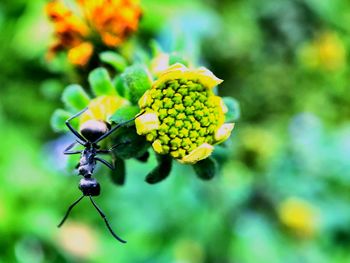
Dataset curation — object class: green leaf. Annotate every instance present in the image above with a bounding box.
[150,40,163,57]
[134,49,151,65]
[88,67,115,96]
[50,109,71,132]
[109,105,140,125]
[113,76,126,98]
[62,84,90,111]
[145,154,172,184]
[110,156,126,185]
[111,126,150,159]
[120,64,152,104]
[40,79,63,100]
[99,51,128,72]
[193,157,218,180]
[223,97,240,122]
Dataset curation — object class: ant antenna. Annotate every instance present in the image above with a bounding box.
[89,196,127,243]
[58,195,85,227]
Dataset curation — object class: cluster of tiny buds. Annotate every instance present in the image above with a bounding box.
[142,78,223,159]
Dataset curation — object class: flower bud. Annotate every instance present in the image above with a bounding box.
[135,63,235,164]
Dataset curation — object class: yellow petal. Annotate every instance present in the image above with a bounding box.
[218,97,228,113]
[214,123,234,143]
[79,95,129,125]
[138,89,152,108]
[153,63,223,90]
[166,63,188,71]
[153,63,188,87]
[179,143,214,164]
[152,139,165,154]
[135,112,160,135]
[195,67,223,89]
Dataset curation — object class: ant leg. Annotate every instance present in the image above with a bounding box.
[95,150,110,154]
[89,196,127,243]
[65,108,88,143]
[64,142,82,155]
[64,151,82,155]
[58,195,85,227]
[93,111,145,144]
[109,140,132,150]
[64,142,77,152]
[95,157,114,170]
[96,140,131,154]
[76,139,86,146]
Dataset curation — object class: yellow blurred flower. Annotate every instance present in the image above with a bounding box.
[174,239,205,263]
[79,95,129,126]
[135,63,234,164]
[240,126,278,160]
[46,0,142,66]
[299,31,346,71]
[58,222,98,259]
[278,197,319,237]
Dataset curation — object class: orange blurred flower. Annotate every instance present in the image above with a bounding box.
[46,0,142,66]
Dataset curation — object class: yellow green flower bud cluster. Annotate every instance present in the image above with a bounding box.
[143,79,223,157]
[135,63,234,164]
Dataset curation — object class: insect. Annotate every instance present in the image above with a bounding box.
[57,107,142,243]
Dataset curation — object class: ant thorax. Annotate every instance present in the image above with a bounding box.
[80,120,109,142]
[78,149,96,177]
[80,149,95,164]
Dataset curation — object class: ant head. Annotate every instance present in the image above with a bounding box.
[79,177,101,196]
[80,120,110,142]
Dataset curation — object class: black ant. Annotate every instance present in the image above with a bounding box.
[58,107,142,243]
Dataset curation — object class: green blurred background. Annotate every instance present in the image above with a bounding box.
[1,0,350,262]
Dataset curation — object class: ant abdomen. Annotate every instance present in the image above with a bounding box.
[79,177,101,196]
